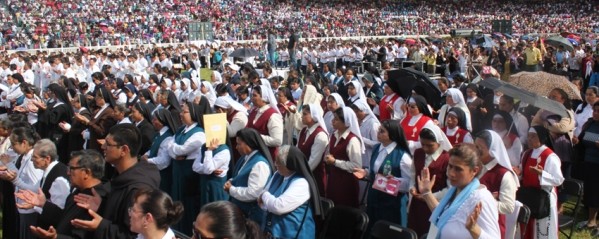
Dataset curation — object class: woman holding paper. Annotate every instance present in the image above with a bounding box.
[415,143,500,239]
[193,136,231,208]
[353,119,413,231]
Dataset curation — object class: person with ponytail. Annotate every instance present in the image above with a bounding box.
[129,189,184,239]
[193,201,263,239]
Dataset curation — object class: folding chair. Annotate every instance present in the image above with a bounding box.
[517,204,531,239]
[370,220,417,239]
[318,206,369,239]
[558,179,584,239]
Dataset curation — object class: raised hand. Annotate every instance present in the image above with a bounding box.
[71,209,103,231]
[15,188,46,207]
[417,167,436,195]
[465,202,482,236]
[74,188,102,212]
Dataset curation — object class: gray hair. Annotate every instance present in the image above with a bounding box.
[70,150,105,179]
[34,139,58,161]
[276,145,291,167]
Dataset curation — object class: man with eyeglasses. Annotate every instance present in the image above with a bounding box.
[70,123,160,239]
[17,149,109,239]
[11,139,70,230]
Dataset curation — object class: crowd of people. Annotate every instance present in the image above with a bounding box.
[0,32,597,239]
[0,0,598,49]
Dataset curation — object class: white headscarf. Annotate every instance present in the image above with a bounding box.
[348,80,366,102]
[181,78,191,90]
[329,93,346,108]
[483,130,520,186]
[298,85,323,108]
[199,81,217,107]
[352,99,379,125]
[257,85,280,113]
[442,88,472,131]
[308,103,328,135]
[423,124,453,152]
[212,71,222,84]
[341,107,365,153]
[215,96,248,115]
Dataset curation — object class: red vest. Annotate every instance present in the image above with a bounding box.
[521,148,553,188]
[409,148,450,236]
[379,94,400,121]
[400,115,431,141]
[442,127,469,146]
[327,132,360,208]
[479,163,509,239]
[298,126,327,196]
[247,106,279,159]
[277,101,295,118]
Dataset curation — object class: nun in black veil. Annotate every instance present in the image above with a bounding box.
[40,83,73,163]
[225,128,274,225]
[259,145,323,238]
[131,102,156,155]
[167,101,208,235]
[143,108,178,193]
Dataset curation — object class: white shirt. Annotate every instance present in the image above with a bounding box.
[360,115,380,167]
[332,129,362,173]
[523,145,564,188]
[372,142,413,193]
[192,146,230,177]
[260,172,310,215]
[478,159,517,215]
[429,187,500,239]
[117,117,132,125]
[23,69,34,85]
[229,151,271,202]
[147,127,174,170]
[574,103,594,137]
[251,105,283,147]
[167,123,206,160]
[136,228,175,239]
[299,124,329,171]
[10,149,43,214]
[228,111,248,137]
[34,161,71,213]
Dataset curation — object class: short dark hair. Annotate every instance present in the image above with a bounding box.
[108,124,142,157]
[71,150,105,179]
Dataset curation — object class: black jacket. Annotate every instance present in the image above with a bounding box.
[94,161,160,239]
[40,182,110,239]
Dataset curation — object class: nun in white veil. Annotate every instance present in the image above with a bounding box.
[198,81,217,108]
[475,130,520,239]
[323,106,364,208]
[437,88,472,131]
[323,93,346,134]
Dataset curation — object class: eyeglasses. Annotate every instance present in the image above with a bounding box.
[68,166,86,172]
[191,227,216,239]
[104,142,122,148]
[127,207,143,215]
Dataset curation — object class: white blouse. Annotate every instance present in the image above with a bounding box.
[428,186,500,239]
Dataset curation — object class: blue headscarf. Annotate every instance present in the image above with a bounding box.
[429,178,480,238]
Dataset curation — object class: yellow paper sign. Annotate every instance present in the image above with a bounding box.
[203,113,228,144]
